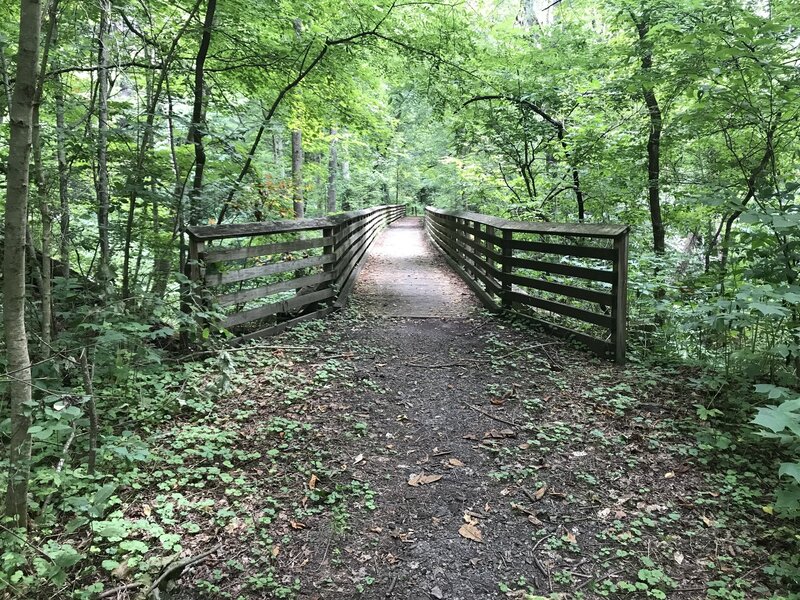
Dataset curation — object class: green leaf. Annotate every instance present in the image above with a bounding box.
[778,463,800,484]
[94,522,128,539]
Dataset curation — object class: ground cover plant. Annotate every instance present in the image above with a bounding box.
[1,0,799,597]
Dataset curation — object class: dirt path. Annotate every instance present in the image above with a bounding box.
[156,221,784,600]
[354,217,479,318]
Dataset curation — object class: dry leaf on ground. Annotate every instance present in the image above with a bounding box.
[458,523,483,543]
[408,473,443,486]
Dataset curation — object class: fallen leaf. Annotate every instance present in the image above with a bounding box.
[563,531,577,544]
[518,443,530,450]
[290,520,306,529]
[674,550,684,565]
[528,515,543,526]
[408,473,443,486]
[458,523,483,543]
[597,507,611,519]
[353,454,364,465]
[614,510,628,519]
[448,458,465,467]
[430,586,444,599]
[490,397,505,406]
[272,545,281,558]
[308,474,318,489]
[370,526,383,533]
[533,484,548,500]
[701,515,715,527]
[111,560,130,579]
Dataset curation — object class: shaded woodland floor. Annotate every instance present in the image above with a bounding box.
[99,221,794,599]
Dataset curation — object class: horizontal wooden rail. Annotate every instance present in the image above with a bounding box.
[425,206,629,363]
[187,204,405,342]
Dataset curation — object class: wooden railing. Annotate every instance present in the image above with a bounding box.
[187,205,405,342]
[425,207,629,363]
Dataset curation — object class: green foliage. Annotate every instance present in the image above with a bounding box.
[752,384,800,516]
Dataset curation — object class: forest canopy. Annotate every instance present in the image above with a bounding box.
[0,0,799,597]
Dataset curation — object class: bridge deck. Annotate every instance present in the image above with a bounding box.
[354,217,480,317]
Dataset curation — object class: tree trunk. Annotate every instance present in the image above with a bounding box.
[4,0,40,528]
[273,126,285,178]
[326,129,337,213]
[189,0,216,227]
[96,0,112,287]
[121,1,200,298]
[634,16,665,253]
[292,129,304,218]
[31,0,59,357]
[341,159,351,210]
[54,24,70,280]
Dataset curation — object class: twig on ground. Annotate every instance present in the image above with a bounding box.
[385,575,398,596]
[531,533,553,590]
[98,547,220,598]
[405,362,469,368]
[97,582,145,598]
[145,545,221,596]
[464,403,518,427]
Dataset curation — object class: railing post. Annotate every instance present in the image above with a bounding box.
[186,236,206,308]
[611,230,629,364]
[501,228,513,309]
[323,225,336,302]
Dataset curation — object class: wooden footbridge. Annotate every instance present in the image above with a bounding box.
[187,205,629,362]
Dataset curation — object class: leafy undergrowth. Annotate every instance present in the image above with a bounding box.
[10,314,800,599]
[476,321,800,600]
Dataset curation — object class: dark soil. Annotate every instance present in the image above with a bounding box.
[143,219,789,600]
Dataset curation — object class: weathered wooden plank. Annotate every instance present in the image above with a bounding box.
[335,215,386,261]
[215,271,334,307]
[508,238,615,261]
[425,206,629,239]
[206,253,335,286]
[205,235,332,265]
[505,273,613,305]
[427,222,502,296]
[222,288,334,328]
[612,234,628,364]
[448,227,504,264]
[506,256,615,283]
[506,291,614,328]
[427,231,501,312]
[447,218,503,247]
[335,216,387,290]
[189,204,403,242]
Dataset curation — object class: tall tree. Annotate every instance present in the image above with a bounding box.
[292,129,304,218]
[327,128,338,213]
[188,0,216,227]
[631,10,665,253]
[4,0,41,528]
[96,0,112,286]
